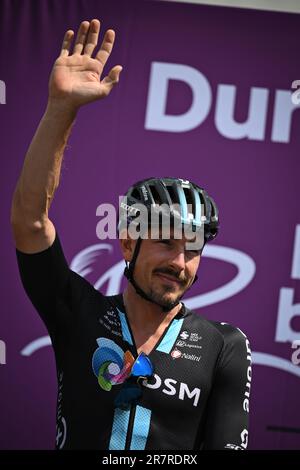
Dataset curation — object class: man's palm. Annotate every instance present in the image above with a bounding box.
[48,20,122,108]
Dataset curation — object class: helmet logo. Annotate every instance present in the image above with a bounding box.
[141,186,149,201]
[120,201,139,215]
[178,178,190,184]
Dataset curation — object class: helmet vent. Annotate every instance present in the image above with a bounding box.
[131,188,141,201]
[148,184,161,205]
[183,187,195,218]
[165,185,179,205]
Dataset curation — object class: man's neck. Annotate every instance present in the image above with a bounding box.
[123,284,182,334]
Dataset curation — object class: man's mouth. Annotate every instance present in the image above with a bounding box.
[155,272,183,287]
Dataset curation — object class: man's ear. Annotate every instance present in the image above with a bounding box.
[119,234,135,262]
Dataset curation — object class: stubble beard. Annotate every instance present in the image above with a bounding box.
[147,284,185,311]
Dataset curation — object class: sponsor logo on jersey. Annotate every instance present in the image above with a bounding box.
[175,331,203,359]
[176,340,202,350]
[91,338,134,392]
[98,308,122,338]
[182,353,201,362]
[171,349,182,359]
[144,374,201,407]
[56,371,67,449]
[179,331,202,342]
[240,429,248,449]
[243,339,252,414]
[190,333,201,342]
[171,347,201,362]
[180,331,189,340]
[224,443,244,450]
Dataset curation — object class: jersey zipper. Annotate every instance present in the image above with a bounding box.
[125,404,137,450]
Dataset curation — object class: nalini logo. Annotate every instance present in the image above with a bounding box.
[92,338,133,391]
[171,348,201,362]
[171,349,182,359]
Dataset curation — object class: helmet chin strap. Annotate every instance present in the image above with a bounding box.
[123,237,198,313]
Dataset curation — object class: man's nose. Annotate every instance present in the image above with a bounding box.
[169,250,186,272]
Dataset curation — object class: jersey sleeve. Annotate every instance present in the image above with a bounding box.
[202,326,252,450]
[15,230,91,338]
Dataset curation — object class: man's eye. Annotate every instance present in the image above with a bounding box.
[159,240,171,245]
[187,249,200,256]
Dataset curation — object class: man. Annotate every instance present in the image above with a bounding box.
[11,19,251,450]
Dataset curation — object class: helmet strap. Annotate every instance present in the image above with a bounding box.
[124,238,181,312]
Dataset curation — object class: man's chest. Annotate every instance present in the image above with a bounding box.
[73,299,222,404]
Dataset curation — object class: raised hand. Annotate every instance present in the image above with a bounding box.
[48,19,122,110]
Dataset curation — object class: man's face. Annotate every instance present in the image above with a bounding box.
[125,230,201,310]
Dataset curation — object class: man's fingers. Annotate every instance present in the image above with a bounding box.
[73,21,90,54]
[109,65,123,83]
[101,65,123,91]
[60,30,74,57]
[95,30,116,67]
[83,19,101,56]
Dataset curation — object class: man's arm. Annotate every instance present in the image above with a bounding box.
[202,326,252,450]
[10,19,122,253]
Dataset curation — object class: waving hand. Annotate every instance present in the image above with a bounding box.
[48,19,122,109]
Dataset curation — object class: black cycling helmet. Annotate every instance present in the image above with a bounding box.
[119,177,219,311]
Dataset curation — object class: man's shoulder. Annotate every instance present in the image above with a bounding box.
[68,269,115,308]
[185,307,249,347]
[208,320,249,343]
